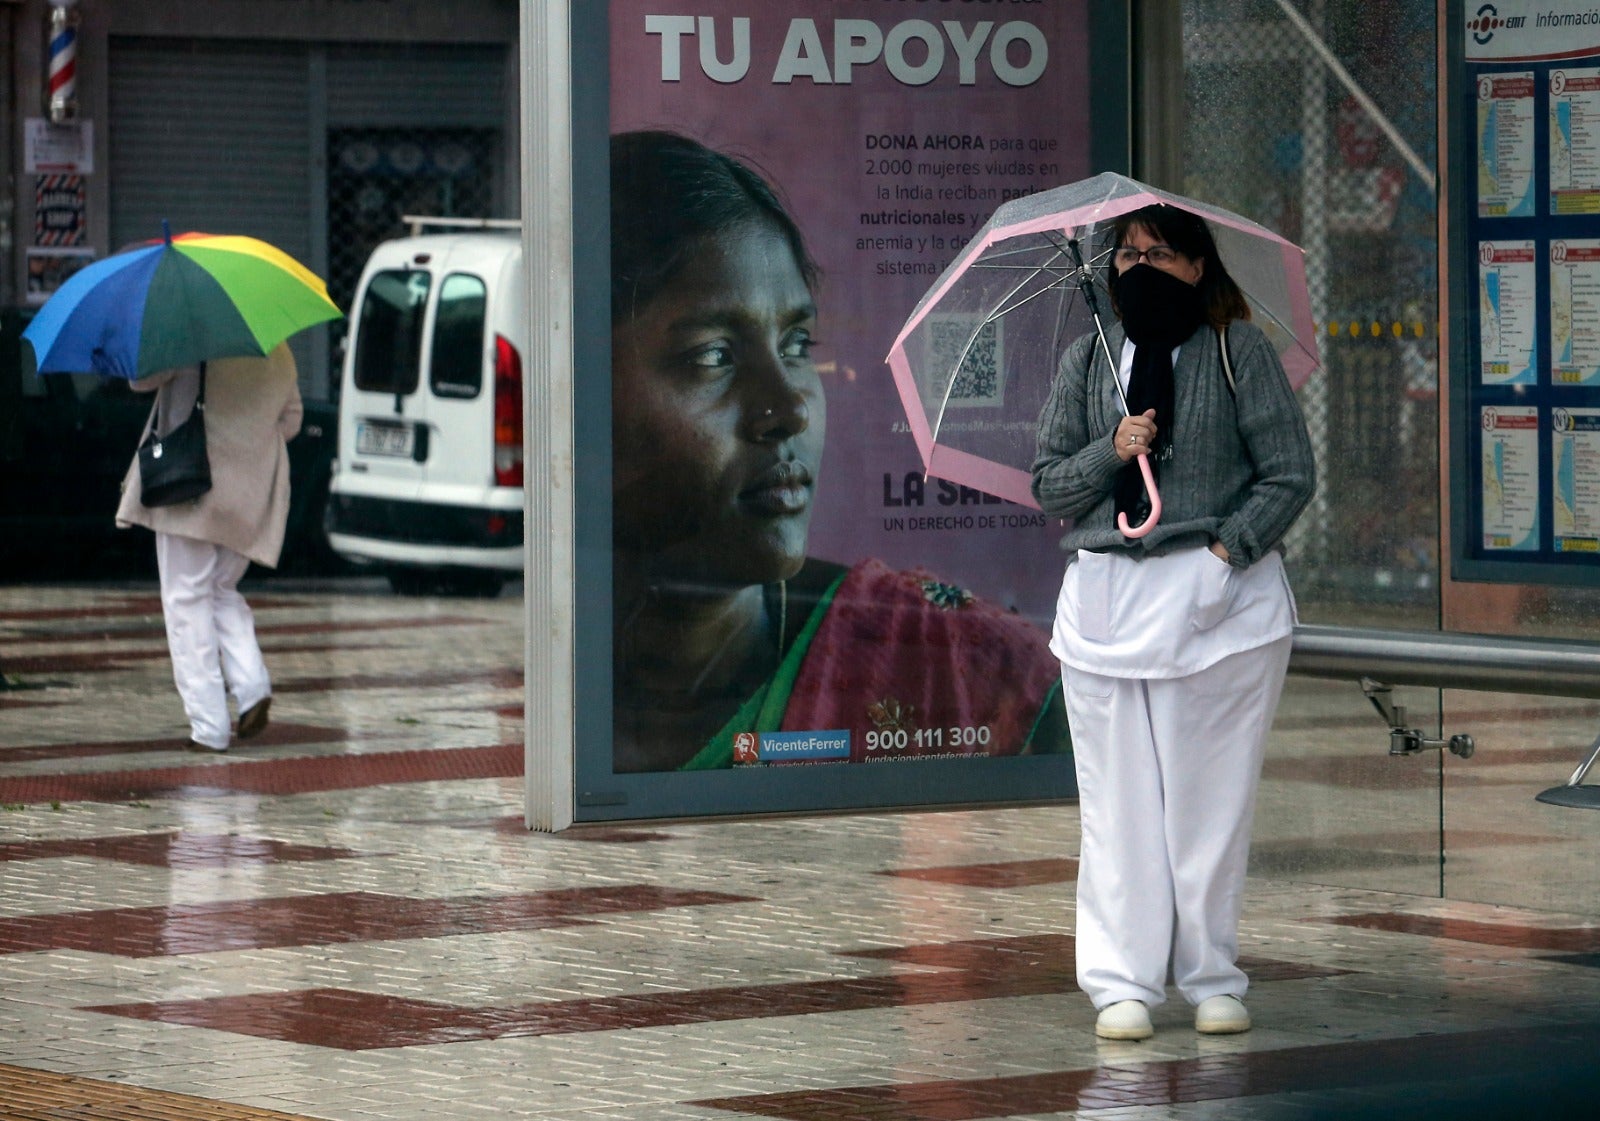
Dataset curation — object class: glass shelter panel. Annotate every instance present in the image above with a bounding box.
[567,1,1130,819]
[1180,0,1446,894]
[1438,0,1600,915]
[1442,681,1600,913]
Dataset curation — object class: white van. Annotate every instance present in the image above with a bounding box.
[325,217,525,596]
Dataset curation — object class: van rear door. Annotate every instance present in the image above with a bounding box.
[411,251,494,502]
[333,234,520,564]
[344,263,432,502]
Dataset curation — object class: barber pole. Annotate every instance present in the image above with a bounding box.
[47,2,79,124]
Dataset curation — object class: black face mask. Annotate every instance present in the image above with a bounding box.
[1112,263,1206,348]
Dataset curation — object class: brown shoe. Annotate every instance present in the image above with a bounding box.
[237,697,271,739]
[185,739,226,754]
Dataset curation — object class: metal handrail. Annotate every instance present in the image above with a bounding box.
[1288,624,1600,806]
[1290,624,1600,699]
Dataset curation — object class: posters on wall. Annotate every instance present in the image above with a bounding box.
[1549,238,1600,384]
[25,118,94,306]
[23,118,93,175]
[1477,71,1535,216]
[605,1,1099,773]
[24,248,94,307]
[1459,0,1600,570]
[1478,239,1536,384]
[1480,404,1539,549]
[1552,406,1600,550]
[1549,66,1600,213]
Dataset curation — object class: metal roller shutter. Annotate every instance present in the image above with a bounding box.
[327,43,507,129]
[108,39,311,258]
[108,38,321,386]
[106,38,508,397]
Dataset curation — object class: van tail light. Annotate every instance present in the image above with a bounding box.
[493,334,523,488]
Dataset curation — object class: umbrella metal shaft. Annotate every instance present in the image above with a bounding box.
[1064,238,1132,417]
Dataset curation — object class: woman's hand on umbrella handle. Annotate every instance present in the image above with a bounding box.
[1117,455,1162,539]
[1115,410,1158,463]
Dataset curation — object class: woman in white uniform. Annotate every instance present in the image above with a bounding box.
[1031,205,1315,1040]
[117,344,303,752]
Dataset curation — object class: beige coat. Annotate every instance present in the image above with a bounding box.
[116,344,304,568]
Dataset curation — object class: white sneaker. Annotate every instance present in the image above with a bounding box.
[1095,999,1153,1040]
[1194,994,1251,1034]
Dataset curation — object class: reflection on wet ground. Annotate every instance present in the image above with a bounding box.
[3,578,1600,1119]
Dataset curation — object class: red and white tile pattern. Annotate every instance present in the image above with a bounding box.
[3,581,1600,1118]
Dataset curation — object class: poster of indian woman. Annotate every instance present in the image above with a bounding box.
[605,1,1105,773]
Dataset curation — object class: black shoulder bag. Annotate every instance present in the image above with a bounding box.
[139,363,212,507]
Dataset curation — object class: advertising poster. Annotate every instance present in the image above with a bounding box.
[1477,70,1535,217]
[1549,238,1600,384]
[1480,404,1540,551]
[1552,406,1600,551]
[22,118,93,175]
[606,1,1097,774]
[24,247,93,307]
[33,174,86,247]
[1477,239,1536,384]
[1549,67,1600,214]
[1452,0,1600,582]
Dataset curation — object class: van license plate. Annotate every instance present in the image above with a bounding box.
[356,421,414,458]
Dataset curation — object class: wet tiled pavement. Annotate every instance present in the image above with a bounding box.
[3,579,1600,1119]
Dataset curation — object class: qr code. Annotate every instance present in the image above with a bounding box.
[926,315,1004,409]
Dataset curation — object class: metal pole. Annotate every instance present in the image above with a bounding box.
[1290,624,1600,699]
[521,0,576,832]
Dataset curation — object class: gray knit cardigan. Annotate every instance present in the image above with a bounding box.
[1030,318,1316,568]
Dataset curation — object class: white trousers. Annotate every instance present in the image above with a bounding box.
[155,533,270,749]
[1063,635,1291,1010]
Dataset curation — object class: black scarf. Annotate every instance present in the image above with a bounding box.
[1110,264,1207,525]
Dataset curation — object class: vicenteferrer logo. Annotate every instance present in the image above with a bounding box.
[757,730,851,761]
[732,732,759,765]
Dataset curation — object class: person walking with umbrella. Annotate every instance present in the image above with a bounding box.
[22,227,340,751]
[1031,204,1315,1040]
[116,344,302,752]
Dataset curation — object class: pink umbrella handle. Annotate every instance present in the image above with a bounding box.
[1116,455,1162,539]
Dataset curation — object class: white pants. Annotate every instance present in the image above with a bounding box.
[155,533,270,749]
[1063,636,1291,1010]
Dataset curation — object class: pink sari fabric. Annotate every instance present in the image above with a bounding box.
[782,559,1060,762]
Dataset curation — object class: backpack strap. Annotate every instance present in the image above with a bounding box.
[1216,324,1236,396]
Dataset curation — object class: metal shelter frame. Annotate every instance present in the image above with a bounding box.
[1290,625,1600,808]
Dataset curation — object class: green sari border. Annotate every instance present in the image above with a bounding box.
[679,571,848,771]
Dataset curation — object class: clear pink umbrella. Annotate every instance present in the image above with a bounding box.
[885,172,1320,534]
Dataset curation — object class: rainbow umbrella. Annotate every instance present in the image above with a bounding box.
[22,224,342,379]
